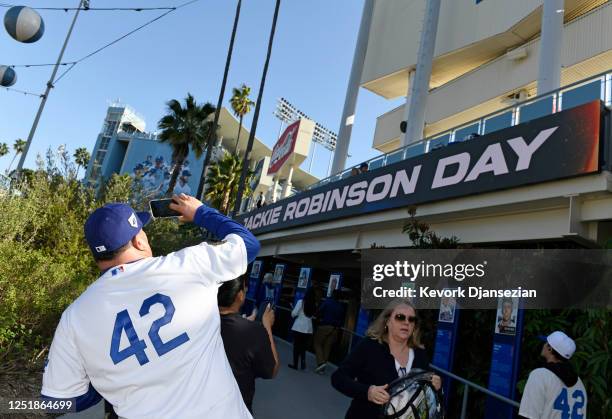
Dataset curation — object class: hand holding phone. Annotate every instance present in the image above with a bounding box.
[149,198,181,218]
[168,194,204,223]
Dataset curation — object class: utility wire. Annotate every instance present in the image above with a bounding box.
[0,3,178,11]
[3,86,44,97]
[9,62,77,68]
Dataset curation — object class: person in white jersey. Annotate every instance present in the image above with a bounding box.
[519,331,587,419]
[41,194,260,419]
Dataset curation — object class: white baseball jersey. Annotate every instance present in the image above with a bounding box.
[174,182,192,196]
[42,234,252,419]
[519,368,587,419]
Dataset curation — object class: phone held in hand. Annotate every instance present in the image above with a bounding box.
[149,198,180,219]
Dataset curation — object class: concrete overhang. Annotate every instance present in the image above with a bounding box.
[362,0,607,99]
[256,172,612,256]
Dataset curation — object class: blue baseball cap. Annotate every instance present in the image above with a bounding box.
[84,203,152,255]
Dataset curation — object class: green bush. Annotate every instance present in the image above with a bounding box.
[0,148,201,363]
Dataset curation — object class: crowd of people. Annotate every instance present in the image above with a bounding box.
[39,194,587,418]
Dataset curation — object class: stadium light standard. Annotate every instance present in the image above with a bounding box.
[14,0,85,176]
[196,0,243,200]
[232,0,281,216]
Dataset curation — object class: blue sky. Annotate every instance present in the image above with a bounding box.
[0,0,403,179]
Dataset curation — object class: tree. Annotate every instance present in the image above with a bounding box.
[7,139,26,174]
[230,84,254,156]
[402,207,460,248]
[73,147,91,179]
[232,0,281,215]
[204,152,253,215]
[158,94,215,196]
[0,143,8,159]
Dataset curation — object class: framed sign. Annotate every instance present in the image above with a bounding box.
[438,295,457,323]
[494,296,519,336]
[250,260,262,279]
[327,273,342,297]
[297,267,311,289]
[273,264,285,284]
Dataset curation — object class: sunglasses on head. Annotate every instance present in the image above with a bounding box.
[394,313,418,324]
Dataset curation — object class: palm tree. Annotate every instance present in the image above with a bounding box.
[197,0,243,201]
[0,143,8,159]
[233,0,281,215]
[7,138,26,173]
[158,94,215,196]
[204,152,253,214]
[73,147,91,179]
[230,84,254,156]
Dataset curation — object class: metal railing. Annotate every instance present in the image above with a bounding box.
[249,299,521,415]
[429,364,520,418]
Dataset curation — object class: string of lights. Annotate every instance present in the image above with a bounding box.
[0,2,179,12]
[3,86,44,97]
[4,0,200,80]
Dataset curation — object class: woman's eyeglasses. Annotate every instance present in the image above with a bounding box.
[394,313,418,324]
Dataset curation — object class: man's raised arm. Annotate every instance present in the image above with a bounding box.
[170,194,260,263]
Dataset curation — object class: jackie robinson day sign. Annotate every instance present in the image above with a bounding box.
[238,100,604,234]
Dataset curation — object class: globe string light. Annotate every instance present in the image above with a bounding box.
[3,0,200,86]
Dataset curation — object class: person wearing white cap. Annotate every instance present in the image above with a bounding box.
[519,331,587,419]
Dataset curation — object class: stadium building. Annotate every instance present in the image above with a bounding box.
[84,103,317,206]
[236,0,612,378]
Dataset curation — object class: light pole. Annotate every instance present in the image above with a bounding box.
[14,0,85,176]
[232,0,281,216]
[196,0,242,200]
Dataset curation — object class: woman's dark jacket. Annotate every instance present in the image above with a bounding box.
[331,337,430,419]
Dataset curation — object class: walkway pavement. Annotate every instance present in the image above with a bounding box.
[61,338,350,419]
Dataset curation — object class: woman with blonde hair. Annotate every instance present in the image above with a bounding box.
[331,300,441,419]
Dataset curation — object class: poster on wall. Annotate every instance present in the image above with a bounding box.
[250,260,262,279]
[297,267,310,289]
[494,297,519,336]
[273,264,285,284]
[247,260,263,300]
[294,266,312,306]
[326,273,342,297]
[438,295,457,323]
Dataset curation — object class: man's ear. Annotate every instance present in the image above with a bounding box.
[131,231,147,251]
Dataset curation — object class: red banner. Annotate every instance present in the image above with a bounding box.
[268,120,300,175]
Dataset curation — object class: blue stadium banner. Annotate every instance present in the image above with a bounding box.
[271,263,286,306]
[248,260,263,299]
[352,307,371,351]
[294,266,312,305]
[432,293,460,408]
[485,297,525,418]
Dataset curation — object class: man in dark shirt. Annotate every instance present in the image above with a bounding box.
[314,290,346,374]
[218,276,280,412]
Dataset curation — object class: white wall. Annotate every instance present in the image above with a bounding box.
[372,1,612,151]
[362,0,543,87]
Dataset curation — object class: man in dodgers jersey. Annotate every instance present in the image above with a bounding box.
[41,194,260,419]
[519,331,587,419]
